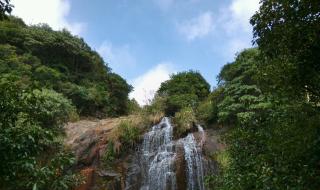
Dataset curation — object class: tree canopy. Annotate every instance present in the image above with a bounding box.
[157,71,210,115]
[251,0,320,102]
[217,48,270,125]
[0,16,132,117]
[204,1,320,189]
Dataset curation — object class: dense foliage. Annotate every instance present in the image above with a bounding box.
[202,0,320,186]
[250,0,320,102]
[204,1,320,188]
[196,87,223,126]
[157,71,210,115]
[217,49,270,125]
[206,48,320,189]
[0,16,132,117]
[0,15,132,189]
[0,78,81,189]
[1,0,320,189]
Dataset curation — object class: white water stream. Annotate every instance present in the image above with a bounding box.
[125,117,206,190]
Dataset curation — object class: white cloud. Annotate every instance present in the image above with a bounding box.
[153,0,199,11]
[97,41,136,71]
[223,0,260,33]
[11,0,85,35]
[129,63,174,106]
[178,11,214,41]
[211,0,259,61]
[226,38,251,59]
[153,0,175,11]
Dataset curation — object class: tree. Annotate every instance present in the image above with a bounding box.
[217,48,270,125]
[0,0,13,20]
[157,70,210,115]
[251,0,320,102]
[0,79,80,189]
[207,49,320,190]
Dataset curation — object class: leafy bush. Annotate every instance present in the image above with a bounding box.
[102,142,116,168]
[118,120,141,148]
[128,98,141,115]
[196,88,224,127]
[166,93,199,115]
[210,104,320,190]
[23,89,77,128]
[0,79,81,189]
[139,95,166,126]
[173,107,196,138]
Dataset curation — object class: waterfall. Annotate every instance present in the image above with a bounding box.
[125,118,206,190]
[181,127,205,190]
[140,117,177,190]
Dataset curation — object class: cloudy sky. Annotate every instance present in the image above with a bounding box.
[11,0,260,105]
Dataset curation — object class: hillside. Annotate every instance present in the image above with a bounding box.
[1,0,320,190]
[0,16,131,117]
[0,16,133,190]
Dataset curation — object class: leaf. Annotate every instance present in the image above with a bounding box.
[33,183,37,190]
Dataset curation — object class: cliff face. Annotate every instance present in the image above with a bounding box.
[64,118,130,190]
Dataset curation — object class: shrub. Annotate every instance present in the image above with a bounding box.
[102,142,116,168]
[0,79,80,189]
[173,107,196,138]
[157,71,210,116]
[23,88,77,128]
[118,120,140,148]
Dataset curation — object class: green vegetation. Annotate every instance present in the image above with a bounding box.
[102,118,144,161]
[145,1,320,189]
[202,47,320,190]
[0,15,132,189]
[196,87,223,126]
[173,107,196,137]
[102,142,116,168]
[251,0,320,102]
[0,79,82,189]
[0,16,132,117]
[217,48,270,125]
[1,0,319,189]
[157,71,210,115]
[117,120,141,148]
[202,1,320,189]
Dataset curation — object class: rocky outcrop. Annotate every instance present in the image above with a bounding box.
[64,118,128,190]
[64,119,117,166]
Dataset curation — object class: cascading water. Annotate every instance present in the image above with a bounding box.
[181,126,205,190]
[140,117,176,190]
[125,117,207,190]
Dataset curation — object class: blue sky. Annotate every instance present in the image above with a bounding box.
[12,0,259,105]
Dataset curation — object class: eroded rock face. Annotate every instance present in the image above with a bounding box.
[64,120,115,166]
[64,118,124,190]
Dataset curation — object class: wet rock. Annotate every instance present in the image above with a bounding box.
[98,170,121,178]
[175,143,187,190]
[76,167,95,190]
[64,119,118,167]
[203,128,227,157]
